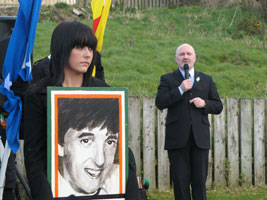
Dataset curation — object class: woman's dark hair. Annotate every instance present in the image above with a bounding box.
[28,21,97,93]
[49,21,97,86]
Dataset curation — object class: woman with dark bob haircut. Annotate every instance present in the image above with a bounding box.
[23,21,140,200]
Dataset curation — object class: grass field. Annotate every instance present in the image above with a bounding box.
[148,186,267,200]
[33,5,267,98]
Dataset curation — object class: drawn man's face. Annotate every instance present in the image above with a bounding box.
[61,126,118,194]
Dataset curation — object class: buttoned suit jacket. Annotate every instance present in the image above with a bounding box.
[156,69,223,150]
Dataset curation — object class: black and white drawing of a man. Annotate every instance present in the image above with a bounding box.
[57,98,120,197]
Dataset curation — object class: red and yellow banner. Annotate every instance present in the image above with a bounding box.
[91,0,112,52]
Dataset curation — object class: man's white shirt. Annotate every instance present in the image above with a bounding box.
[178,67,195,95]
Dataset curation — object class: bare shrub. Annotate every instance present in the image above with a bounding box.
[179,0,201,6]
[200,0,267,19]
[200,0,263,9]
[256,0,267,19]
[241,0,261,9]
[200,0,240,8]
[235,15,266,38]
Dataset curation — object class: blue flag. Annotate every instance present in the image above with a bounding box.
[0,0,42,153]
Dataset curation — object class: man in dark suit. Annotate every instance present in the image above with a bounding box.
[156,43,223,200]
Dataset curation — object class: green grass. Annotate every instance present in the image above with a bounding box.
[148,186,267,200]
[33,6,267,98]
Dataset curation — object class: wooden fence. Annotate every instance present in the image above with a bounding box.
[15,96,266,196]
[0,0,76,6]
[112,0,183,9]
[128,97,267,189]
[0,0,183,8]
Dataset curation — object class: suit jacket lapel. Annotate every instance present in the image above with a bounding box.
[192,70,200,90]
[173,69,184,84]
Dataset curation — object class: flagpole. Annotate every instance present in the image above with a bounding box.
[0,139,11,200]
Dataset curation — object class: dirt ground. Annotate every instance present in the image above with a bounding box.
[0,6,18,16]
[0,5,91,22]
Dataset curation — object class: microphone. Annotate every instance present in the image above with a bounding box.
[184,64,189,79]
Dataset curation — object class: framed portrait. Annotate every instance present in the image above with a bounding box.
[47,87,128,199]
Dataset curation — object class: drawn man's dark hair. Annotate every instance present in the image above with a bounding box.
[58,98,119,146]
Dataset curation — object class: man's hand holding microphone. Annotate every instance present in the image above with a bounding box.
[180,64,192,92]
[180,64,206,108]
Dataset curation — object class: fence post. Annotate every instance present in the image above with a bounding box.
[142,97,156,189]
[122,0,126,12]
[128,97,141,176]
[157,109,170,190]
[134,0,138,9]
[155,0,159,7]
[265,98,267,185]
[253,98,265,186]
[240,98,252,186]
[206,114,213,188]
[214,98,226,187]
[15,140,28,199]
[227,97,239,186]
[149,0,153,8]
[76,0,81,6]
